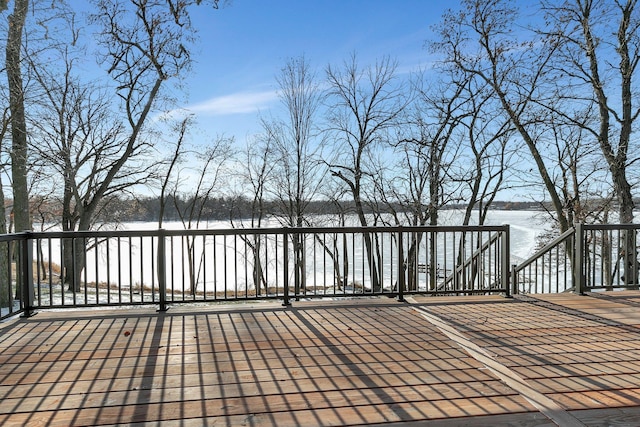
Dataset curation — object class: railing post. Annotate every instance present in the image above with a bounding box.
[294,230,301,302]
[282,229,290,306]
[574,223,585,295]
[397,227,404,302]
[157,229,168,312]
[21,231,34,318]
[502,225,512,298]
[511,264,518,296]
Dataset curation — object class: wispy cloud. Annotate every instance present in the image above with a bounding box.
[185,90,278,116]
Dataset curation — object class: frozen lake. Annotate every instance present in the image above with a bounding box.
[125,209,549,264]
[28,210,552,305]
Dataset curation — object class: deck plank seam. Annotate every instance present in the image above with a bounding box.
[406,297,586,427]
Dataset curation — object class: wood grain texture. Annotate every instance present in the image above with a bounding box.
[1,293,640,426]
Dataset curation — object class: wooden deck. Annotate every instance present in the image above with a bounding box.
[2,292,640,426]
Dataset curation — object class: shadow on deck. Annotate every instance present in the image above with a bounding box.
[2,292,640,426]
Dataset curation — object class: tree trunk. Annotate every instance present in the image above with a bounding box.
[6,0,30,300]
[6,0,29,234]
[0,182,9,308]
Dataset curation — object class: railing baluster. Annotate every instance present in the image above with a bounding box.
[129,236,133,303]
[117,237,122,304]
[283,230,290,306]
[157,229,167,311]
[397,227,404,302]
[502,226,510,297]
[574,224,584,294]
[20,232,34,318]
[48,238,53,305]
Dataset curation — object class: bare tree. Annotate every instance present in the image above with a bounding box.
[373,76,467,291]
[544,108,617,287]
[30,64,136,230]
[540,0,640,285]
[0,107,9,307]
[406,75,470,226]
[29,48,152,289]
[325,54,408,292]
[455,77,514,226]
[432,0,572,232]
[262,56,326,293]
[5,0,28,234]
[157,117,191,229]
[541,0,639,225]
[153,115,190,298]
[170,136,234,295]
[1,1,91,296]
[431,0,640,291]
[232,136,275,295]
[544,105,613,226]
[45,0,221,292]
[3,0,31,303]
[317,184,353,290]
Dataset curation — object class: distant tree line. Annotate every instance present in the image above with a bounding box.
[27,195,637,227]
[105,197,640,224]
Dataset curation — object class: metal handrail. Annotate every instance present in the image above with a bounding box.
[0,224,510,319]
[440,231,502,290]
[515,227,575,272]
[512,223,640,294]
[512,226,576,294]
[2,222,638,320]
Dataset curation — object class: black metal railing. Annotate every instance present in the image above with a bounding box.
[3,222,636,320]
[0,233,33,320]
[579,224,640,291]
[0,225,510,319]
[513,227,576,294]
[512,223,640,294]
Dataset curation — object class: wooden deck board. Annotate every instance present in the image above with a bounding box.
[411,292,640,422]
[0,395,538,427]
[3,294,640,425]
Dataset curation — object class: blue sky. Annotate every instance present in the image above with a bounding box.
[181,0,454,142]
